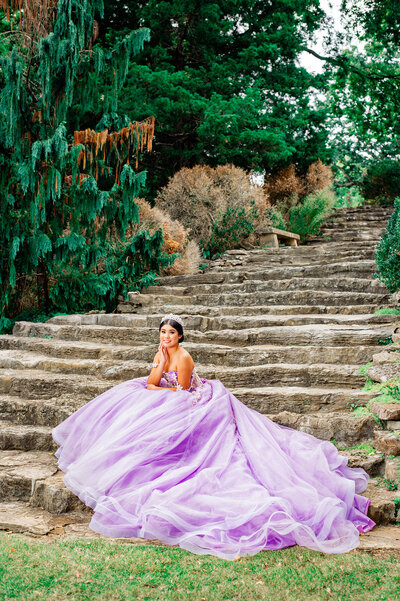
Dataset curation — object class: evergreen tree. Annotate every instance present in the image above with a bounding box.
[100,0,331,198]
[0,0,172,329]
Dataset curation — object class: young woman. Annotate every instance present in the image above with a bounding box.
[52,314,375,560]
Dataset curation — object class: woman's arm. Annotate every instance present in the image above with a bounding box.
[175,355,195,390]
[146,346,167,389]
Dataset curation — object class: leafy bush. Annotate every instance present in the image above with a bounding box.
[265,189,336,243]
[205,202,258,257]
[155,164,268,254]
[361,160,400,204]
[287,189,336,242]
[376,198,400,292]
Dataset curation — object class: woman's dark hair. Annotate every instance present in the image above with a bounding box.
[159,318,184,343]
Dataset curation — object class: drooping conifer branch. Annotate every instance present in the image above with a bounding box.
[0,1,172,326]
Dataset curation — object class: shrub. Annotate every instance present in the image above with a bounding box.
[155,164,268,255]
[131,198,201,275]
[205,202,258,257]
[264,165,303,205]
[303,159,334,196]
[375,198,400,292]
[264,161,334,206]
[287,189,336,242]
[361,160,400,204]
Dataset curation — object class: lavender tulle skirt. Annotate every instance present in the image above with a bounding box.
[52,372,375,560]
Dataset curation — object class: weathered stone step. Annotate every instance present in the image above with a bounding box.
[127,290,390,309]
[0,361,365,394]
[0,450,57,501]
[121,303,383,317]
[230,386,376,414]
[0,350,148,380]
[0,335,149,361]
[32,311,396,331]
[0,501,91,535]
[0,336,388,367]
[267,411,378,445]
[317,233,381,242]
[0,369,110,399]
[156,260,379,287]
[339,448,385,478]
[207,248,377,267]
[0,395,75,426]
[142,278,387,297]
[11,322,394,347]
[0,421,55,451]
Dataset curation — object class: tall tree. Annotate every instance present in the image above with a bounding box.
[0,0,172,328]
[99,0,331,198]
[317,1,400,195]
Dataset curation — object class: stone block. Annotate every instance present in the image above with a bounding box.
[366,350,400,383]
[370,401,400,421]
[374,430,400,455]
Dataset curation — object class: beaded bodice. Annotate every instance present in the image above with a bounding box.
[162,369,206,404]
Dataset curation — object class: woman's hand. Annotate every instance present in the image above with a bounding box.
[158,342,168,366]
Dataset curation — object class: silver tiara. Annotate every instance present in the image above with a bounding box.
[160,314,184,328]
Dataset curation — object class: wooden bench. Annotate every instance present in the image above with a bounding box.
[256,227,300,248]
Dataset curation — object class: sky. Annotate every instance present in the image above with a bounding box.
[300,0,344,73]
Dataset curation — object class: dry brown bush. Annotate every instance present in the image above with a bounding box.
[264,165,304,206]
[129,198,201,275]
[264,161,334,207]
[155,164,269,246]
[303,159,334,196]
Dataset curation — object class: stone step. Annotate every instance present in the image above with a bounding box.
[0,361,365,395]
[0,350,148,380]
[34,311,397,331]
[0,450,58,502]
[230,386,376,414]
[0,335,149,361]
[0,451,89,514]
[0,369,110,399]
[0,395,76,426]
[0,501,91,535]
[126,290,390,308]
[120,303,384,316]
[207,249,378,267]
[0,336,389,367]
[141,278,387,297]
[11,322,395,347]
[0,421,55,451]
[266,411,378,445]
[339,448,385,478]
[156,260,379,287]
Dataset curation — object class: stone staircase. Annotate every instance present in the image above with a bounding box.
[1,205,399,541]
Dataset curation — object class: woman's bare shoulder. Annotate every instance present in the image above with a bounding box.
[177,348,195,368]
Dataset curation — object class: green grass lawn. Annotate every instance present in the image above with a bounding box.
[0,534,399,601]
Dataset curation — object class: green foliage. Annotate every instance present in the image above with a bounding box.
[0,1,171,322]
[376,477,398,492]
[286,190,335,242]
[110,0,331,198]
[376,199,400,292]
[204,202,258,258]
[328,3,400,201]
[374,308,399,315]
[361,160,400,204]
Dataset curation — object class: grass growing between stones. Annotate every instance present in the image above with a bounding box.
[0,535,399,601]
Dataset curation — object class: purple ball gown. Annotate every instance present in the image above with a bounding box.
[52,369,375,560]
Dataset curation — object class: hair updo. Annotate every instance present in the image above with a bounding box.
[159,318,184,343]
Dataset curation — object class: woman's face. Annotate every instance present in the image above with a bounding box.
[159,323,181,348]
